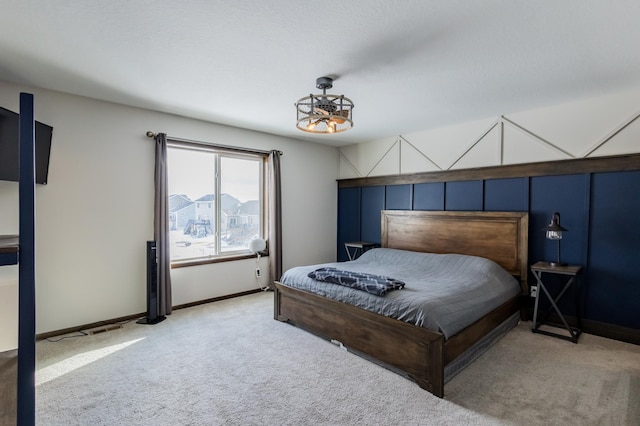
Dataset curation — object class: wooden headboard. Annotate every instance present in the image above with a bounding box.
[381,210,529,293]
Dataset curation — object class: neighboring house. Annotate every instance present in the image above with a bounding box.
[194,194,214,223]
[237,200,260,228]
[226,200,259,229]
[195,193,241,223]
[221,193,241,215]
[169,194,195,230]
[143,191,258,238]
[193,193,243,234]
[169,194,192,212]
[222,199,260,248]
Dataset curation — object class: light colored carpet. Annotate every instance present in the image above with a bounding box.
[35,292,640,425]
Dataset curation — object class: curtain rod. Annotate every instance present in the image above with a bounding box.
[145,131,282,156]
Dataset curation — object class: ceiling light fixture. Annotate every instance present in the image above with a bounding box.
[295,76,354,134]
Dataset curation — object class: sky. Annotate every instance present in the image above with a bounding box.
[167,147,260,203]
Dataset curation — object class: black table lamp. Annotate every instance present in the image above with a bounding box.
[544,212,567,266]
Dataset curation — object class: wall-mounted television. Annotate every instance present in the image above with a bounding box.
[0,106,53,185]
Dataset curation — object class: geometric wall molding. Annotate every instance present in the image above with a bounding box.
[581,109,640,157]
[367,139,400,177]
[399,137,441,174]
[402,116,499,171]
[501,116,575,159]
[338,151,361,179]
[339,89,640,179]
[339,137,399,179]
[448,122,501,170]
[502,120,568,165]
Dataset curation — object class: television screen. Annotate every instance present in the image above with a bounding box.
[0,106,53,185]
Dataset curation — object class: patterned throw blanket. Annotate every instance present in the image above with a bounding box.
[307,267,405,296]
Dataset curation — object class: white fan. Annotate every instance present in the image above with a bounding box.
[249,238,266,254]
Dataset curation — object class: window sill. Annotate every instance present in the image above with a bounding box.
[171,251,269,269]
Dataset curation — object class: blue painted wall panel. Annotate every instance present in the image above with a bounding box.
[485,177,529,212]
[445,180,483,211]
[336,168,640,333]
[360,186,385,244]
[530,174,588,267]
[413,182,444,210]
[588,170,640,328]
[337,187,361,262]
[385,184,412,210]
[529,174,589,316]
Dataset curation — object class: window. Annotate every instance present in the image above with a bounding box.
[167,143,264,264]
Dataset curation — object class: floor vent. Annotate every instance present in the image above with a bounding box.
[86,324,123,335]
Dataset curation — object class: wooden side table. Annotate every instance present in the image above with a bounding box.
[344,241,378,261]
[530,261,583,343]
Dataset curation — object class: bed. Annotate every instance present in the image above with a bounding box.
[274,210,529,398]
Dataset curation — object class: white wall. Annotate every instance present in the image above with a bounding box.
[0,80,338,342]
[0,265,18,352]
[339,86,640,178]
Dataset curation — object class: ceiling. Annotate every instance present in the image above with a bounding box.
[2,1,640,147]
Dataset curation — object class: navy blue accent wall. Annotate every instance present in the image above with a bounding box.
[336,170,640,330]
[485,177,529,211]
[529,174,589,316]
[385,184,412,210]
[360,186,385,244]
[588,171,640,328]
[445,180,483,211]
[530,174,589,268]
[337,187,361,262]
[413,182,445,210]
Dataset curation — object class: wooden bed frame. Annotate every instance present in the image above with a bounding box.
[274,210,528,398]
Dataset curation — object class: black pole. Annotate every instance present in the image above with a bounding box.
[18,92,36,426]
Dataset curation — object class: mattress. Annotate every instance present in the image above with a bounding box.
[279,248,520,339]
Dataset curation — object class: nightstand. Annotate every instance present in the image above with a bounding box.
[530,261,583,343]
[344,241,378,261]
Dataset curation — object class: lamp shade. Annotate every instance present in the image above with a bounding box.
[544,212,567,240]
[543,212,568,266]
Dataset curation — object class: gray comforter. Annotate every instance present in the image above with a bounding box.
[279,248,520,339]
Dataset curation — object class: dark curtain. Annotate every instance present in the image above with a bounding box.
[154,133,172,315]
[268,150,283,289]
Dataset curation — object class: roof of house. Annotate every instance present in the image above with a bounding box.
[169,194,193,213]
[238,200,260,216]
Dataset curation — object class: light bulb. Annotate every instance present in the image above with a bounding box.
[546,230,562,240]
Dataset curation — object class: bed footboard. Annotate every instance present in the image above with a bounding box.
[274,282,446,397]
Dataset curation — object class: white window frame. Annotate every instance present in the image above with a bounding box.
[168,141,266,267]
